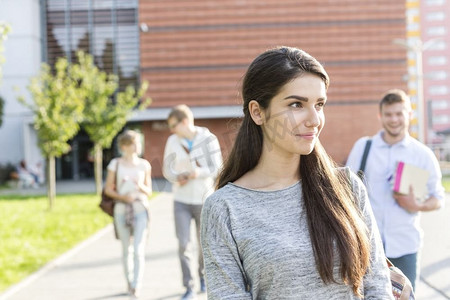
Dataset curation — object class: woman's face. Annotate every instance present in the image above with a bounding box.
[121,139,141,156]
[261,74,327,157]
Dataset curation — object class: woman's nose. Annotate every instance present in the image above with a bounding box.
[305,109,320,127]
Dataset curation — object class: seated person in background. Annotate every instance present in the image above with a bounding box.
[16,160,38,188]
[29,161,44,185]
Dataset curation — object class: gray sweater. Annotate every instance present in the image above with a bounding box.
[200,173,394,299]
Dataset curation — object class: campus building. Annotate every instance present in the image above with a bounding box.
[420,0,450,143]
[403,0,450,145]
[0,0,408,179]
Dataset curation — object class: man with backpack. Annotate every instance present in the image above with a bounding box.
[163,104,223,300]
[346,89,445,291]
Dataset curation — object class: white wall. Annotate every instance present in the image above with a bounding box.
[0,0,43,167]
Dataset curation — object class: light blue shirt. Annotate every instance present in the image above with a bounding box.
[346,131,445,258]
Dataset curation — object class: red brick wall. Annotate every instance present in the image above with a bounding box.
[139,0,408,174]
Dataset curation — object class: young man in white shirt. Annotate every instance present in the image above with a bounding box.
[346,89,445,291]
[163,105,223,300]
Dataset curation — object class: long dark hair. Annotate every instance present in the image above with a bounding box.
[217,46,370,297]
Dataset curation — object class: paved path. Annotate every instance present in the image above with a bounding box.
[0,180,449,299]
[416,195,450,300]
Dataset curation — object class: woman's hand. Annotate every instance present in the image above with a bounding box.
[121,194,135,204]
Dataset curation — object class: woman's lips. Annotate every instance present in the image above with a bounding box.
[295,132,316,139]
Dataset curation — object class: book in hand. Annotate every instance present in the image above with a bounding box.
[119,179,137,195]
[393,161,429,200]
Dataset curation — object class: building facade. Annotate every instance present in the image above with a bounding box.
[0,0,408,178]
[138,0,408,176]
[420,0,450,143]
[0,0,42,172]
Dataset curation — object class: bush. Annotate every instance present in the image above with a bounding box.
[0,163,16,184]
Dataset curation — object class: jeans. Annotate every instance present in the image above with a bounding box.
[388,252,418,291]
[174,201,204,289]
[115,209,149,291]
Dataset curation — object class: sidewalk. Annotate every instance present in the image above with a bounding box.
[0,180,449,299]
[415,195,450,300]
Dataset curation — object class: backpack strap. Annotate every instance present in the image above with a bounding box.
[357,138,372,180]
[180,144,201,168]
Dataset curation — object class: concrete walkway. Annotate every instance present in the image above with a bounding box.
[0,180,449,299]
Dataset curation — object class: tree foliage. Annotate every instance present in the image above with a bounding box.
[73,51,151,194]
[73,51,150,149]
[18,57,84,209]
[20,58,84,157]
[17,50,151,201]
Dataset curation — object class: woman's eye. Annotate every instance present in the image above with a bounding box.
[316,102,326,109]
[289,102,302,108]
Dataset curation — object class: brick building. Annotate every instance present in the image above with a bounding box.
[0,0,408,179]
[419,0,450,143]
[137,0,408,176]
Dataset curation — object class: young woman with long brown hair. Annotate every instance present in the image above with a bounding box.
[200,46,393,299]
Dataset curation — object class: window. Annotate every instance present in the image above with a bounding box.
[429,85,449,95]
[425,12,446,21]
[427,26,446,36]
[431,100,449,110]
[430,40,447,51]
[425,0,446,5]
[428,56,447,65]
[427,71,448,80]
[432,114,450,124]
[45,0,140,91]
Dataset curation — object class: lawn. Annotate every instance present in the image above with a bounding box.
[0,193,112,292]
[443,175,450,192]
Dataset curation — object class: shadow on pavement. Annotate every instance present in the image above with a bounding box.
[421,257,450,275]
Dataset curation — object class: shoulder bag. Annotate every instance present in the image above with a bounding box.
[99,159,119,217]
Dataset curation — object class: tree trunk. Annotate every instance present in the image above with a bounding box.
[94,143,103,196]
[47,155,56,210]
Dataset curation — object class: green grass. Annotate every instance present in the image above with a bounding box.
[443,175,450,193]
[0,193,112,292]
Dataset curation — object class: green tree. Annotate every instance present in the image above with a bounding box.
[18,58,84,209]
[73,51,151,195]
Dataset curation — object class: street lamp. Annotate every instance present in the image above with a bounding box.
[392,38,443,144]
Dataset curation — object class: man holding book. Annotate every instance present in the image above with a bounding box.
[163,104,223,300]
[346,89,445,291]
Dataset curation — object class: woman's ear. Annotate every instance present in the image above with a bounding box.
[249,100,265,125]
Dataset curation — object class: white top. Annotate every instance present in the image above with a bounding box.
[107,157,151,214]
[346,131,445,258]
[200,173,393,299]
[162,126,223,205]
